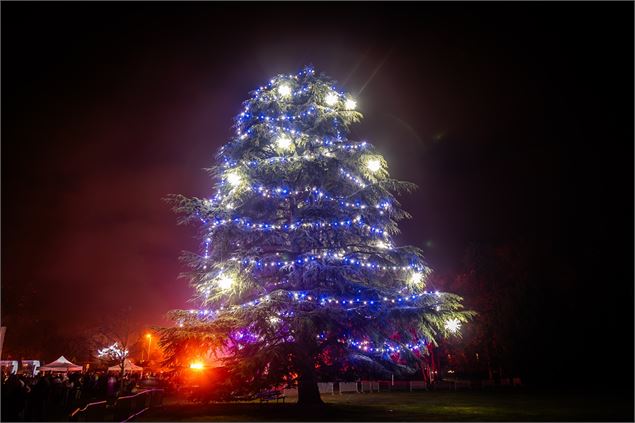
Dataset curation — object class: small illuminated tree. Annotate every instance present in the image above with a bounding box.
[98,343,129,372]
[92,307,136,396]
[161,66,474,405]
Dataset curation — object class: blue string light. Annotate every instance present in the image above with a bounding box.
[188,289,441,320]
[205,185,391,212]
[204,214,389,238]
[234,251,426,273]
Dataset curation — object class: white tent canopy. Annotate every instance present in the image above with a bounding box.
[108,359,143,373]
[39,356,82,372]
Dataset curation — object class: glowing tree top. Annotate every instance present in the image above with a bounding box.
[162,66,473,405]
[97,343,129,361]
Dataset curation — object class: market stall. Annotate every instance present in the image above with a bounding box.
[108,359,144,373]
[39,356,82,372]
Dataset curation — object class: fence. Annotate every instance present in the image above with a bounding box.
[360,381,379,393]
[277,378,520,401]
[317,382,334,395]
[69,389,164,422]
[69,400,108,422]
[274,378,523,402]
[338,382,359,393]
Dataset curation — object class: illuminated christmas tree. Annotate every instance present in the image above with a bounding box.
[161,66,473,405]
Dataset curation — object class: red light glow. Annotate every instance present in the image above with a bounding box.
[190,361,204,370]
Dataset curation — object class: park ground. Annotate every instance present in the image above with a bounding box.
[139,388,634,421]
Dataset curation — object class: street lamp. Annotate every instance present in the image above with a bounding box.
[145,333,152,362]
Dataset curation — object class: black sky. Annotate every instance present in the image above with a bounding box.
[2,1,633,379]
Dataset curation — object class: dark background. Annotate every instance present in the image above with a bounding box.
[2,2,633,390]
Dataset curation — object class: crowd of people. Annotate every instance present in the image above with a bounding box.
[0,370,163,422]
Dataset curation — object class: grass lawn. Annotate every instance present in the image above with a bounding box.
[138,388,634,421]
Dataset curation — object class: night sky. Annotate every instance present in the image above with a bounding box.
[2,1,633,384]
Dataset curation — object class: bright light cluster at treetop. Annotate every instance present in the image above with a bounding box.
[97,343,129,361]
[162,66,473,404]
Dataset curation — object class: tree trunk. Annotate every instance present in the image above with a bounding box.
[297,366,324,406]
[294,330,323,406]
[119,362,125,397]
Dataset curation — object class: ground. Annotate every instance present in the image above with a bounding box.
[138,388,634,421]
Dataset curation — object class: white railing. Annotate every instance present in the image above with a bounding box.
[360,381,380,392]
[317,382,334,394]
[69,389,164,422]
[338,382,359,393]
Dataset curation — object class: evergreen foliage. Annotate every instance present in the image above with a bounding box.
[160,66,474,404]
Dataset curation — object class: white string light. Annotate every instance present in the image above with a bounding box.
[366,158,381,173]
[340,168,367,188]
[325,92,339,106]
[97,343,129,360]
[277,84,292,97]
[225,170,243,187]
[217,273,235,290]
[275,135,292,151]
[444,318,461,333]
